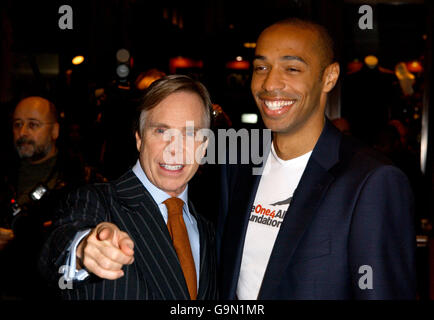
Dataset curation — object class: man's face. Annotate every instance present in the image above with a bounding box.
[135,91,208,197]
[251,24,338,135]
[12,98,59,163]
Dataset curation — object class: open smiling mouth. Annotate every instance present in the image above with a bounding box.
[263,99,296,110]
[159,163,185,172]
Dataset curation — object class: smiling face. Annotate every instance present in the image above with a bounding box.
[135,91,208,197]
[251,23,339,137]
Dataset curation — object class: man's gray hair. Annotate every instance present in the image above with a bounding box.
[137,75,212,136]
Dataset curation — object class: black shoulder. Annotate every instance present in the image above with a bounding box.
[71,182,113,198]
[340,134,394,167]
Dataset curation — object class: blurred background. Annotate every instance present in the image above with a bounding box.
[0,0,434,299]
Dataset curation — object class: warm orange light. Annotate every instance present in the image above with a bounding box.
[364,55,378,69]
[243,42,256,49]
[347,59,363,74]
[407,60,423,73]
[72,55,84,65]
[169,57,203,74]
[136,69,166,90]
[43,220,53,228]
[226,60,250,70]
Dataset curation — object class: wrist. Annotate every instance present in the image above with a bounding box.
[75,240,85,270]
[76,255,84,270]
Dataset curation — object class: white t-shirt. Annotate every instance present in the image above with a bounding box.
[236,143,312,300]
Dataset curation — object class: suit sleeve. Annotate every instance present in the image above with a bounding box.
[38,185,109,285]
[348,165,417,299]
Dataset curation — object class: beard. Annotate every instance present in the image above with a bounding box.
[15,137,51,162]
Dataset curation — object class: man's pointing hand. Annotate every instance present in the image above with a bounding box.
[76,222,134,280]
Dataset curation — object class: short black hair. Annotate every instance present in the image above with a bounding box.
[273,18,335,72]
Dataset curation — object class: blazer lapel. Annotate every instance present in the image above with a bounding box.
[258,120,342,299]
[188,201,210,299]
[113,170,191,299]
[220,133,272,298]
[220,166,267,297]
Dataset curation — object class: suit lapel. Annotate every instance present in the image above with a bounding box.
[220,164,264,297]
[112,170,191,299]
[188,201,209,299]
[257,159,335,298]
[257,120,342,299]
[220,133,272,298]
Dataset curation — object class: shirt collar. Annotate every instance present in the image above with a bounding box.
[132,160,191,220]
[271,141,312,165]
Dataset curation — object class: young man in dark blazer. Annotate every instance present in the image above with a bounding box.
[40,75,217,300]
[217,18,416,299]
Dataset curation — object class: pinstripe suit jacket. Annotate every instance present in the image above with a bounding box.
[39,169,217,300]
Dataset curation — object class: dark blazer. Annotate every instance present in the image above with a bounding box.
[217,120,416,299]
[40,170,217,300]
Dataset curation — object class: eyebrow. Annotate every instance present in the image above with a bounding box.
[254,55,307,65]
[148,122,170,129]
[148,122,203,131]
[12,117,43,122]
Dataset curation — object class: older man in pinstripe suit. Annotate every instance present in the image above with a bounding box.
[40,75,217,300]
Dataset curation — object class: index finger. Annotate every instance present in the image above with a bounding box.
[99,245,134,266]
[119,236,134,256]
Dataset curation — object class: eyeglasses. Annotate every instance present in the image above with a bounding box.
[12,120,55,131]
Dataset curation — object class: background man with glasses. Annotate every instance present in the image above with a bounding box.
[0,96,102,300]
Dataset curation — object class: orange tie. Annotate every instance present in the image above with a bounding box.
[163,197,197,300]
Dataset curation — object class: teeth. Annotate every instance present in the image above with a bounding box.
[264,100,295,110]
[161,164,183,171]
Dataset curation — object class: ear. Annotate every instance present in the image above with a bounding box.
[200,138,209,158]
[197,129,210,157]
[322,62,340,93]
[194,135,209,165]
[135,131,142,152]
[51,123,60,140]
